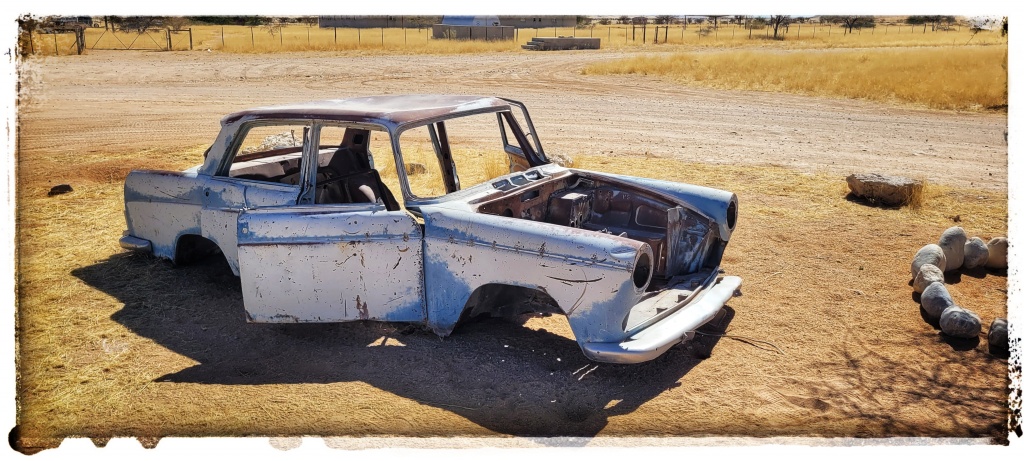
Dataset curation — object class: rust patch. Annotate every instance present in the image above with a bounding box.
[355,295,369,320]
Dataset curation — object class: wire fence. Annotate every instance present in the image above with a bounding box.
[18,22,1007,56]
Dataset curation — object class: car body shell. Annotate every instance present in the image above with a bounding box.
[121,95,741,364]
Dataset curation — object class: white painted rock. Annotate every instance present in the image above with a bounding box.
[988,318,1008,352]
[913,264,944,293]
[939,306,982,339]
[986,237,1008,269]
[920,283,955,320]
[911,244,947,278]
[937,227,967,271]
[963,237,990,269]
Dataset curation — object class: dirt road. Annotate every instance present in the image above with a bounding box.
[13,50,1010,448]
[19,50,1006,189]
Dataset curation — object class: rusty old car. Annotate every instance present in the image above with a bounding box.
[120,95,741,363]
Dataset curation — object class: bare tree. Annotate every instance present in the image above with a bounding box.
[768,15,791,39]
[165,16,190,30]
[262,21,283,37]
[654,15,676,25]
[617,15,631,25]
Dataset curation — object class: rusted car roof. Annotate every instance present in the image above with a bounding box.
[221,95,510,128]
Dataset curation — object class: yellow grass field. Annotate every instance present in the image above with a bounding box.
[583,46,1008,111]
[21,23,1008,56]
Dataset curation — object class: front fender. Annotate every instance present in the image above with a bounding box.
[420,207,652,342]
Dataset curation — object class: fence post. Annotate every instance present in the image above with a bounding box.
[334,27,337,45]
[166,29,171,50]
[381,27,384,47]
[358,28,361,45]
[643,23,646,43]
[188,28,193,50]
[76,27,85,54]
[54,33,58,55]
[250,27,254,49]
[828,24,831,36]
[280,28,283,46]
[221,27,224,47]
[307,28,310,45]
[28,29,34,54]
[797,24,800,39]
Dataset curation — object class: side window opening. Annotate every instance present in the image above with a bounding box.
[222,123,310,184]
[399,112,517,200]
[311,125,400,211]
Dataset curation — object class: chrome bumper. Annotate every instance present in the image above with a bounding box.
[582,275,742,364]
[119,232,152,252]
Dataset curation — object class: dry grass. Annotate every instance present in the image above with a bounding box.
[582,46,1007,111]
[22,23,1007,56]
[15,143,1008,444]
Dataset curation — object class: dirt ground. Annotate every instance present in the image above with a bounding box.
[13,49,1011,448]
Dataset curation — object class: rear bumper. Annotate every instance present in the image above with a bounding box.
[119,232,152,252]
[581,275,742,364]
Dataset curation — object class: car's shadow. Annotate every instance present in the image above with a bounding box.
[71,253,734,437]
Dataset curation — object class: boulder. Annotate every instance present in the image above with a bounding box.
[911,244,947,278]
[988,318,1008,353]
[986,237,1008,269]
[920,283,955,320]
[939,306,982,339]
[846,173,923,207]
[913,264,944,293]
[937,227,967,271]
[47,184,73,196]
[963,237,990,269]
[548,153,575,168]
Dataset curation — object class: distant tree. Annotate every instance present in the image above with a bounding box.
[632,16,648,25]
[262,21,283,37]
[733,15,746,27]
[768,15,791,39]
[300,16,318,27]
[119,16,160,33]
[165,16,190,30]
[598,18,611,25]
[617,15,631,24]
[707,15,724,28]
[576,16,592,26]
[654,15,676,25]
[820,15,874,34]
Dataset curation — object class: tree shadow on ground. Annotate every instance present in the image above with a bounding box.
[71,252,733,437]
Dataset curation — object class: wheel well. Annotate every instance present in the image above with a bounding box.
[173,234,222,265]
[458,283,562,324]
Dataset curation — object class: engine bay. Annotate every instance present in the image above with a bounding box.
[474,172,716,282]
